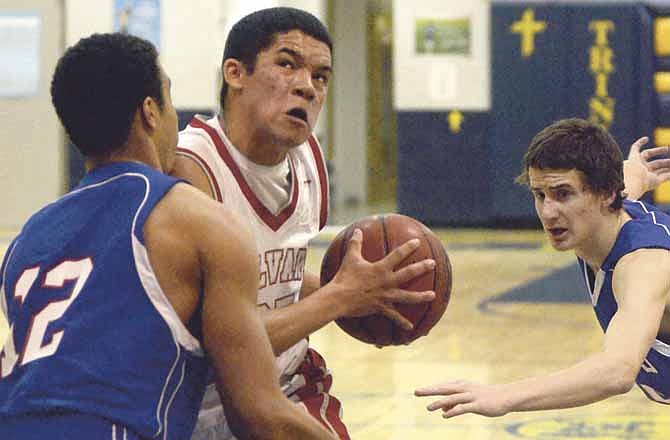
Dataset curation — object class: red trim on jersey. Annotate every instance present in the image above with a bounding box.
[189,117,299,232]
[293,349,350,440]
[307,135,329,230]
[176,147,223,203]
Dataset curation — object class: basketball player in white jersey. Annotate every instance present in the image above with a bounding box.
[172,7,437,440]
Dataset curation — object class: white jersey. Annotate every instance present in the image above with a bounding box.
[178,115,329,379]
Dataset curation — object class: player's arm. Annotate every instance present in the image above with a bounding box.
[198,202,335,439]
[171,152,215,199]
[0,240,14,327]
[623,137,670,200]
[415,249,670,417]
[261,229,436,355]
[173,154,435,355]
[146,184,335,439]
[299,270,321,300]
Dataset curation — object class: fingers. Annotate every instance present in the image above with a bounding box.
[647,158,670,171]
[380,238,421,268]
[383,288,435,305]
[379,304,413,330]
[443,402,477,418]
[642,146,670,163]
[628,136,649,158]
[344,228,363,259]
[426,393,473,412]
[415,381,466,397]
[389,259,436,285]
[378,289,434,329]
[415,383,478,419]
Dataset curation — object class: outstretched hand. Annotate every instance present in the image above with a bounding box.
[415,380,510,419]
[329,228,436,330]
[624,137,670,199]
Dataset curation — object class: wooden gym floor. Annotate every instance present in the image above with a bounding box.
[1,228,669,439]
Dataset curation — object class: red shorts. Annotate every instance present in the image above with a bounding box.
[289,348,351,440]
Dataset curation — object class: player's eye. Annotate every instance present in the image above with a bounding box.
[533,191,545,200]
[555,189,570,200]
[314,73,329,85]
[279,59,295,69]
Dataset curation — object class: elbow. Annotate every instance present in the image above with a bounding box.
[605,362,637,396]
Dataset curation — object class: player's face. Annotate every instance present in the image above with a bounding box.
[155,68,179,173]
[240,30,332,150]
[529,167,609,253]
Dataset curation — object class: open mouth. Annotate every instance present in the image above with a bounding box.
[548,227,567,238]
[287,108,308,124]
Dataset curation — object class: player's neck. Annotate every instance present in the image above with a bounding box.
[575,210,630,271]
[85,134,163,173]
[219,112,288,166]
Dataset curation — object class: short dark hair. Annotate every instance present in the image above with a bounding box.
[219,7,332,111]
[51,32,164,158]
[516,118,625,210]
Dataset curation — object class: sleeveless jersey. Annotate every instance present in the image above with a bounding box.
[178,115,329,380]
[579,199,670,404]
[0,162,209,438]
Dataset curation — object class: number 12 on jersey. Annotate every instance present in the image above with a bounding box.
[1,258,93,378]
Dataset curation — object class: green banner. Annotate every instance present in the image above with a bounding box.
[415,18,471,55]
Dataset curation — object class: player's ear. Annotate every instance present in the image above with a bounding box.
[222,58,245,92]
[139,96,160,131]
[601,190,617,210]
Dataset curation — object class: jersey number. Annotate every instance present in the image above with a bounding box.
[1,258,93,378]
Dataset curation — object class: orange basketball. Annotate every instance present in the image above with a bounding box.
[320,214,452,346]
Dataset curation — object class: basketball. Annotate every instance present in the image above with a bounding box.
[320,214,452,346]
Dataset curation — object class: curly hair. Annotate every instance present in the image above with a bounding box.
[51,32,163,157]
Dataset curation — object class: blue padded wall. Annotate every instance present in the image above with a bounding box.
[397,111,491,226]
[490,4,569,222]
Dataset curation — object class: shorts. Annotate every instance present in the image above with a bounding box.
[0,412,145,440]
[290,348,350,440]
[191,348,350,440]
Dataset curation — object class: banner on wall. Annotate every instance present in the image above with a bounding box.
[0,13,40,97]
[415,18,471,55]
[393,0,489,111]
[114,0,161,49]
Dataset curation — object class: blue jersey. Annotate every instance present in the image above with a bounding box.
[579,199,670,404]
[0,162,208,438]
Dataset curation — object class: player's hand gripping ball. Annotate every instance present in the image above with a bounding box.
[320,214,452,346]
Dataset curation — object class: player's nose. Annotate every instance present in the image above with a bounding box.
[538,199,559,221]
[292,69,316,101]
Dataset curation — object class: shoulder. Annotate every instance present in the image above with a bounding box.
[150,183,242,236]
[177,117,218,159]
[145,183,257,279]
[613,248,670,298]
[171,155,216,200]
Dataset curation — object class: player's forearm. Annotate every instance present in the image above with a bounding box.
[262,283,348,354]
[503,352,637,412]
[299,271,321,300]
[264,404,338,440]
[226,397,336,440]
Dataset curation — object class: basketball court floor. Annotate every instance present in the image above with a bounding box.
[1,227,668,439]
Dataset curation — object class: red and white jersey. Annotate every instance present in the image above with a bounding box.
[177,115,329,379]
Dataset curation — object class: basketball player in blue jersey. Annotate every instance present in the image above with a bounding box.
[0,32,338,439]
[416,118,670,417]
